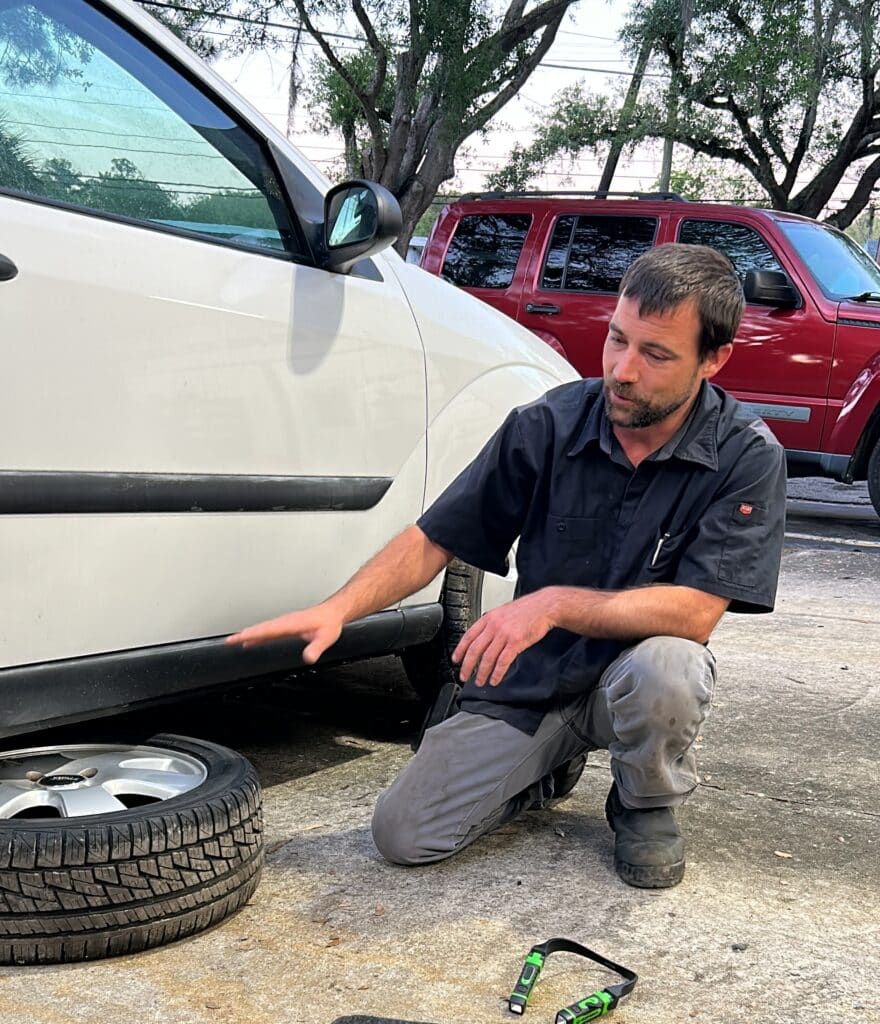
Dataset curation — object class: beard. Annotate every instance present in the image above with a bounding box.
[603,376,697,429]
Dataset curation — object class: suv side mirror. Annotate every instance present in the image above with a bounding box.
[743,269,800,309]
[323,180,402,274]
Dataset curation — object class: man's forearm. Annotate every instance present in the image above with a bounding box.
[544,584,729,646]
[324,524,453,624]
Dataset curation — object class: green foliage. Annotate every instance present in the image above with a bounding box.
[659,161,767,204]
[487,84,625,188]
[0,5,94,88]
[147,0,578,247]
[495,0,880,225]
[0,115,40,193]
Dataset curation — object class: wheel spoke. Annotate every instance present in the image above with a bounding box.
[107,768,201,800]
[55,786,130,817]
[0,781,62,819]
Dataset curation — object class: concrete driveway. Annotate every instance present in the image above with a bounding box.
[0,491,877,1024]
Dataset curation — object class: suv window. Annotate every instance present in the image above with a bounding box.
[441,213,531,289]
[0,0,300,256]
[678,219,783,283]
[541,215,657,293]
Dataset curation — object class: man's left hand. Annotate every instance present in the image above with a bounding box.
[452,589,558,687]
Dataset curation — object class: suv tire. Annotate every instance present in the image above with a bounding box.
[868,437,880,517]
[0,734,262,965]
[401,559,484,701]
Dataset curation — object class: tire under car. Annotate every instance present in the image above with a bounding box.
[400,559,484,702]
[0,734,262,965]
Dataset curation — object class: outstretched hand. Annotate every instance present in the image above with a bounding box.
[225,604,343,665]
[452,589,557,687]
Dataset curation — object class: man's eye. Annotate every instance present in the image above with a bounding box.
[646,351,670,362]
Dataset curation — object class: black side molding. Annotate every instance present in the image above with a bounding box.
[0,604,443,739]
[0,471,392,514]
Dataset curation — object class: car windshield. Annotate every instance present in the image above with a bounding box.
[778,219,880,300]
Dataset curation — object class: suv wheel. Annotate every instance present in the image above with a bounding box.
[401,559,483,701]
[868,437,880,517]
[0,734,262,965]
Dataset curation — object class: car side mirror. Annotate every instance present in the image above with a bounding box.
[743,269,800,309]
[323,180,402,274]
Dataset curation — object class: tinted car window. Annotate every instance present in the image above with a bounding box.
[678,220,782,283]
[0,0,300,256]
[542,215,657,292]
[441,214,531,289]
[778,220,880,300]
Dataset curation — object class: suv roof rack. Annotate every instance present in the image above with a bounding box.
[458,190,687,202]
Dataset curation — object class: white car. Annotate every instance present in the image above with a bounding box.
[0,0,575,963]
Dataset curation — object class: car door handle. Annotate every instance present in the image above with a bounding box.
[525,303,560,315]
[0,254,18,282]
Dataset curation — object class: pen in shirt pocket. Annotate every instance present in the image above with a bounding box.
[651,532,671,567]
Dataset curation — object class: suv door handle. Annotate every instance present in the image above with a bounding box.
[525,302,560,315]
[0,254,18,282]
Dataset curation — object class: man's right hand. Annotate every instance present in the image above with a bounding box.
[225,604,343,664]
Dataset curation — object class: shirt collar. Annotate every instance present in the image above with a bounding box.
[567,380,720,470]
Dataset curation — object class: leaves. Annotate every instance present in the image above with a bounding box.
[151,1,578,246]
[495,0,880,226]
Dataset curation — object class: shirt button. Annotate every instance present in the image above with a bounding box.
[556,522,566,533]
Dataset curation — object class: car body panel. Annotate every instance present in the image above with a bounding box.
[0,0,577,689]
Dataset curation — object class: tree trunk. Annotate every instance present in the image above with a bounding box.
[598,36,653,193]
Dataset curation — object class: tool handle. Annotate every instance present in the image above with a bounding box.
[508,951,545,1014]
[554,990,616,1024]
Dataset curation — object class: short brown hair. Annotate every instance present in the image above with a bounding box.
[619,243,745,359]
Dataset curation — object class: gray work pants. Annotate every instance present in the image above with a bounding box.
[372,635,716,865]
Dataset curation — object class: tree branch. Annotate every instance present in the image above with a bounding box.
[825,154,880,228]
[461,6,569,134]
[350,0,387,100]
[288,0,387,175]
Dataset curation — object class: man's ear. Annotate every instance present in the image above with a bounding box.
[701,343,734,380]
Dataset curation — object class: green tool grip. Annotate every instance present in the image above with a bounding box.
[509,951,546,1014]
[554,990,616,1024]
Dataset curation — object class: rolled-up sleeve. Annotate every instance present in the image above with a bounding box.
[417,407,541,576]
[674,431,787,612]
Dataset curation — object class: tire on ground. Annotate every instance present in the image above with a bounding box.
[0,734,263,965]
[868,436,880,517]
[401,559,484,701]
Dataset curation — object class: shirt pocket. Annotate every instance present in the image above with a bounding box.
[718,501,767,589]
[642,528,688,582]
[544,514,608,586]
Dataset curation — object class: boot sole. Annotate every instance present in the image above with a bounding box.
[614,857,685,889]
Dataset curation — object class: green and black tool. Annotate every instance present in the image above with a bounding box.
[508,937,638,1023]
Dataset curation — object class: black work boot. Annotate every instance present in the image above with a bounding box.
[604,783,685,889]
[550,752,588,801]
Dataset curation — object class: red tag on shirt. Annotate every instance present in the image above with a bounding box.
[739,503,753,516]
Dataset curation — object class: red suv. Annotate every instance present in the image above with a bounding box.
[421,192,880,516]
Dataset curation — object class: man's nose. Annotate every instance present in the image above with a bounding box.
[613,348,639,383]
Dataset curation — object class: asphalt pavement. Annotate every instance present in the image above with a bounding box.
[0,479,877,1024]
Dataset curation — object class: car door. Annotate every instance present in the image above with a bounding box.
[516,211,662,374]
[0,0,426,667]
[674,216,833,451]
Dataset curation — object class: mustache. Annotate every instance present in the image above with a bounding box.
[605,380,640,401]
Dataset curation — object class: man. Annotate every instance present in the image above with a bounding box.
[228,243,787,889]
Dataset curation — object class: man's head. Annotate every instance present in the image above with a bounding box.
[602,243,744,430]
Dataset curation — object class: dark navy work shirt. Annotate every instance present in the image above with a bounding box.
[417,379,787,733]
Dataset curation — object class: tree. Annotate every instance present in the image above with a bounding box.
[0,115,40,194]
[492,0,880,227]
[153,1,578,251]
